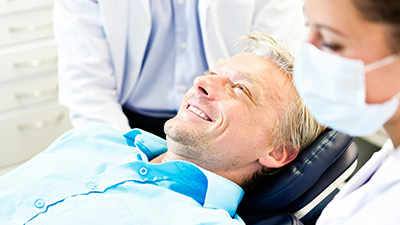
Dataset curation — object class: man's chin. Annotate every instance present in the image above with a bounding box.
[164,119,190,144]
[163,118,176,139]
[164,118,208,148]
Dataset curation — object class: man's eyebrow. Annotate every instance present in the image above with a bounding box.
[214,59,227,67]
[236,69,260,89]
[236,69,262,104]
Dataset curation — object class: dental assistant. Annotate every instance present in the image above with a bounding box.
[293,0,400,224]
[53,0,305,137]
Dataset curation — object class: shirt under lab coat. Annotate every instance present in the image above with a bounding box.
[317,139,400,225]
[53,0,305,133]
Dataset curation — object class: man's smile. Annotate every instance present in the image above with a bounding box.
[186,104,212,122]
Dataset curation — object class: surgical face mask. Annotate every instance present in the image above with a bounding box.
[293,42,400,136]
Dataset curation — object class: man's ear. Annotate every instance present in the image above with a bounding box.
[258,145,299,168]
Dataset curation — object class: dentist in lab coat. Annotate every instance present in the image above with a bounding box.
[293,0,400,224]
[53,0,305,137]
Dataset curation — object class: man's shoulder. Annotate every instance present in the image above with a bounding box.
[48,123,124,149]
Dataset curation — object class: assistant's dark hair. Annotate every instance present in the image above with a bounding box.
[353,0,400,52]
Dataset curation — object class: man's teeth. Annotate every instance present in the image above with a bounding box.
[188,105,210,121]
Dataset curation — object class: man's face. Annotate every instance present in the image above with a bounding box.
[164,53,293,174]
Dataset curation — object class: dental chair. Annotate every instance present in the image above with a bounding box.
[237,128,359,225]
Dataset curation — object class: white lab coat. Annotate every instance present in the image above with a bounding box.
[317,139,400,225]
[53,0,305,132]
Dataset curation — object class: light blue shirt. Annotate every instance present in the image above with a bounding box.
[0,124,244,225]
[123,0,208,117]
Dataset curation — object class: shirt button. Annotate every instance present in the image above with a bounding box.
[86,182,96,190]
[139,167,148,175]
[34,199,45,209]
[177,0,185,4]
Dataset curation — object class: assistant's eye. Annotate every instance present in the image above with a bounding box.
[322,42,343,52]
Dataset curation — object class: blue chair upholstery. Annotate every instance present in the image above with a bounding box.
[237,128,359,225]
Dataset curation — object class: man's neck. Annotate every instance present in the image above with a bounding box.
[149,152,188,164]
[149,152,258,189]
[149,153,167,163]
[149,139,259,188]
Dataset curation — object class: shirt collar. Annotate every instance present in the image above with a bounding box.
[199,167,244,217]
[123,129,168,161]
[124,129,244,217]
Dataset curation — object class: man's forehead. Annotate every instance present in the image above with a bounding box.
[217,53,293,105]
[212,55,270,87]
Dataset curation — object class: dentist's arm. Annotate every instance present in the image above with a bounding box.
[53,0,131,132]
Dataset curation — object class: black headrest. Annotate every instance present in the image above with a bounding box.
[237,128,355,223]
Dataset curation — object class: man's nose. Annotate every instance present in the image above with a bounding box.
[193,75,229,100]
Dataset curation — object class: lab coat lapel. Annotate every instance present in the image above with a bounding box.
[99,0,129,99]
[198,0,229,68]
[127,0,151,85]
[100,0,151,103]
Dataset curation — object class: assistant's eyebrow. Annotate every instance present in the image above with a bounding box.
[316,24,347,37]
[303,5,347,38]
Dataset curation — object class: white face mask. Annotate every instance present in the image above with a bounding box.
[293,42,400,136]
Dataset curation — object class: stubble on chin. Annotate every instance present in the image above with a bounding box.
[164,118,209,160]
[164,118,236,173]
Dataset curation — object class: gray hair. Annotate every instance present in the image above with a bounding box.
[236,30,325,153]
[237,31,326,191]
[237,31,294,77]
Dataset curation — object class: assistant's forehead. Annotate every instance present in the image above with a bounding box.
[305,0,368,37]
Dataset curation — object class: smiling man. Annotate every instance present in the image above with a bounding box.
[0,31,325,225]
[163,52,305,186]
